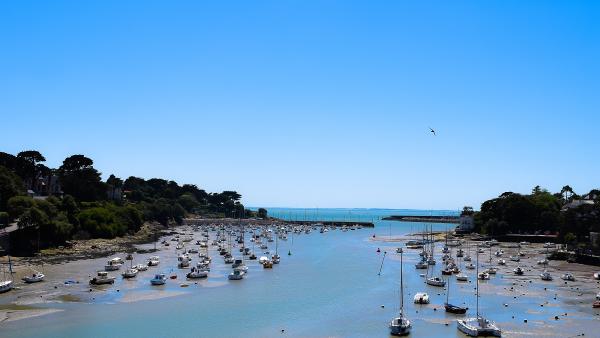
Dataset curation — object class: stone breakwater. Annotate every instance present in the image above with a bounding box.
[382,215,460,223]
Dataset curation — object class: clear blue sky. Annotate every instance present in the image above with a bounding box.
[1,1,598,210]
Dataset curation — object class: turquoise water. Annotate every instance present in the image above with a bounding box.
[0,208,595,337]
[256,207,458,223]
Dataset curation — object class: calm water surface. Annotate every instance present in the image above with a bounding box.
[1,209,594,337]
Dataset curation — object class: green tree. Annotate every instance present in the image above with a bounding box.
[0,165,24,210]
[59,155,106,201]
[461,206,474,216]
[561,185,574,203]
[257,208,268,219]
[16,150,46,185]
[7,195,35,219]
[178,193,200,213]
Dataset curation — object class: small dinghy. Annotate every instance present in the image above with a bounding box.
[413,292,430,304]
[445,303,468,314]
[22,271,45,283]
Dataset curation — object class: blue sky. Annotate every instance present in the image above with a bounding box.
[1,1,598,209]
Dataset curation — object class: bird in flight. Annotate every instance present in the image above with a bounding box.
[429,127,436,136]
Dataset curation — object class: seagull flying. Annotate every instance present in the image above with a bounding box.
[429,127,436,136]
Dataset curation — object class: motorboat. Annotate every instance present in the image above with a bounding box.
[463,255,472,262]
[415,261,428,269]
[540,271,553,281]
[561,273,575,281]
[150,273,167,285]
[90,271,115,285]
[196,262,210,271]
[22,271,45,283]
[413,292,430,304]
[233,264,248,273]
[178,254,191,268]
[272,254,281,264]
[486,267,498,275]
[537,258,549,265]
[110,257,124,264]
[228,270,245,280]
[147,256,160,266]
[478,272,490,280]
[104,260,122,271]
[456,274,469,282]
[513,267,524,275]
[465,263,475,270]
[186,267,208,279]
[497,259,506,266]
[510,256,520,262]
[426,276,446,287]
[407,244,424,250]
[594,272,600,280]
[442,268,453,275]
[258,256,269,264]
[134,264,148,271]
[262,260,273,268]
[457,317,501,337]
[122,268,138,278]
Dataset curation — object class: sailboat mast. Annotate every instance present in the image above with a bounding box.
[400,248,404,310]
[446,271,450,304]
[476,249,480,318]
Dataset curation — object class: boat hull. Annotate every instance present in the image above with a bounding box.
[445,303,467,314]
[389,325,411,336]
[457,318,501,337]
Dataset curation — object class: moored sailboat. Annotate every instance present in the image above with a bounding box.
[456,250,501,337]
[389,248,411,336]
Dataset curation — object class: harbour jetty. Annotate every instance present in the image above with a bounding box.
[382,215,460,224]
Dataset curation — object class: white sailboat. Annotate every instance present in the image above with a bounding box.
[0,262,13,293]
[122,254,138,278]
[389,248,411,336]
[456,251,501,337]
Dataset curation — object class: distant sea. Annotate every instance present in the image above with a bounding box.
[249,207,459,223]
